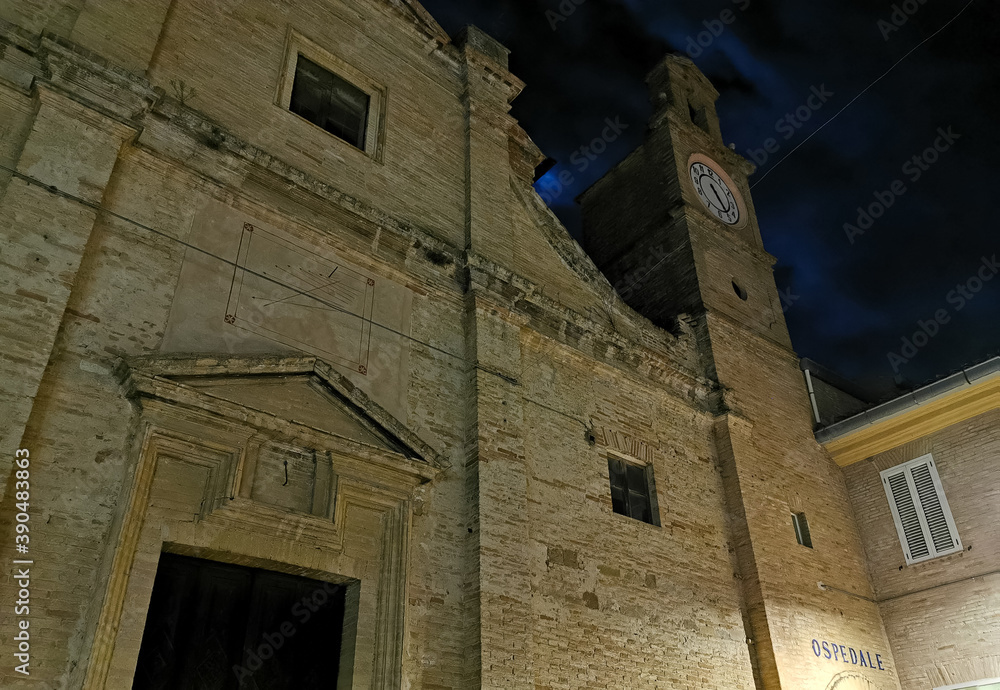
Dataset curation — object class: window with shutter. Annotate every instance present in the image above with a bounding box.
[880,454,962,565]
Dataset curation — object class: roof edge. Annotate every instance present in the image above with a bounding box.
[815,355,1000,444]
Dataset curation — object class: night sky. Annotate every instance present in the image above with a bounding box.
[420,0,1000,399]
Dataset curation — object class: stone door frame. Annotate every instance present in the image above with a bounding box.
[81,355,440,689]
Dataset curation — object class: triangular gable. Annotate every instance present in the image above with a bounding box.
[117,354,444,469]
[510,179,647,329]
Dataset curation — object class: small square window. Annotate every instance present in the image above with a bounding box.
[276,30,385,160]
[792,512,812,548]
[289,54,370,150]
[608,457,659,526]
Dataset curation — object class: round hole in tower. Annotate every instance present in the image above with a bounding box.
[732,280,748,301]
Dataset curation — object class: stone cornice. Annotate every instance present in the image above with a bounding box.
[466,251,717,410]
[10,28,717,413]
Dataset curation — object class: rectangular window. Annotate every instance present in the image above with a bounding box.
[276,30,385,160]
[608,457,660,526]
[792,512,812,548]
[290,54,370,150]
[881,453,962,565]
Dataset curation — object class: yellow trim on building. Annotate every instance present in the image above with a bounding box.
[822,376,1000,466]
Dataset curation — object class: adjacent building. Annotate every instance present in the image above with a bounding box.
[814,357,1000,690]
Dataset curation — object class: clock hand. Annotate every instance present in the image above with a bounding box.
[711,187,725,209]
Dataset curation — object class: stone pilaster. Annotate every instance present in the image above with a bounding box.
[464,280,534,689]
[0,84,135,502]
[457,25,522,268]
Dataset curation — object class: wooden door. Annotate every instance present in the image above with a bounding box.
[133,553,345,689]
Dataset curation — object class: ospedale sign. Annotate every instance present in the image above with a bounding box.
[812,638,888,671]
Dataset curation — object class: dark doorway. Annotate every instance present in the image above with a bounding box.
[133,552,349,689]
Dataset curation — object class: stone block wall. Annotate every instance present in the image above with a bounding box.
[0,4,754,688]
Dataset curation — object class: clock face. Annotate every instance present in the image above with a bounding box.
[689,160,741,225]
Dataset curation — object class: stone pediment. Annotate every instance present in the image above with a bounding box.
[116,354,443,471]
[177,375,392,450]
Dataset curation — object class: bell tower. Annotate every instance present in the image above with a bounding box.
[581,55,789,349]
[582,56,900,690]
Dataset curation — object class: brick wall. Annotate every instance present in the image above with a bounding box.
[582,53,901,690]
[2,2,975,689]
[0,7,756,688]
[844,408,1000,689]
[810,376,870,428]
[707,314,900,690]
[517,334,756,689]
[143,0,469,246]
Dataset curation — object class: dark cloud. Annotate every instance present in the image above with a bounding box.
[421,0,1000,396]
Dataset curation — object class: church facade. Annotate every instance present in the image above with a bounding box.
[0,1,995,688]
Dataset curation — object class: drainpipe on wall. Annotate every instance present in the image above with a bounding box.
[803,368,821,425]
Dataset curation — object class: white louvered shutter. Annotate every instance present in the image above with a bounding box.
[880,454,962,565]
